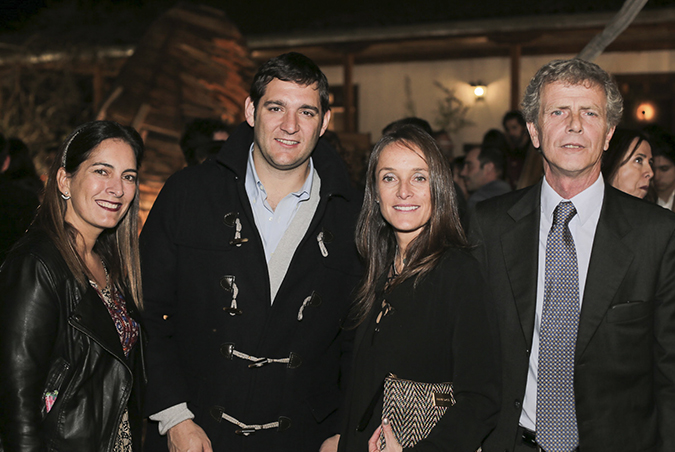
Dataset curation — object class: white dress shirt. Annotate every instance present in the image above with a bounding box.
[657,189,675,211]
[150,144,316,434]
[244,143,314,262]
[519,174,604,431]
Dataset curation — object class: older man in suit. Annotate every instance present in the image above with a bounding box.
[473,58,675,452]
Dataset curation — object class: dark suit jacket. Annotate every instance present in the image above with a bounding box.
[471,181,675,452]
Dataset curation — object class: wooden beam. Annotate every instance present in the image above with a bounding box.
[510,44,521,111]
[93,64,103,114]
[343,52,355,133]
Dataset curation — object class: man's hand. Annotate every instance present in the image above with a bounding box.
[319,434,340,452]
[167,419,212,452]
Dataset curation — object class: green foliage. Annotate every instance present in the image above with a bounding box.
[433,80,473,134]
[404,75,417,117]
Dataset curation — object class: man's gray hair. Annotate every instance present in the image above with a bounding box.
[521,59,623,129]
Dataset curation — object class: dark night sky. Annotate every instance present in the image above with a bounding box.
[1,0,673,45]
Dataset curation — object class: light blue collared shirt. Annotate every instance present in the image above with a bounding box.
[244,144,314,262]
[519,174,605,431]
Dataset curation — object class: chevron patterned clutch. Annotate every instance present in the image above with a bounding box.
[381,373,455,448]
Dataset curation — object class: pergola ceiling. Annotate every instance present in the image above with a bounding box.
[247,8,675,65]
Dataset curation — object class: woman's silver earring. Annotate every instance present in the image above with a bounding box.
[61,192,70,200]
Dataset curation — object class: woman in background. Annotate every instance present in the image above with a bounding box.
[338,124,500,452]
[0,120,146,452]
[601,128,653,199]
[4,137,44,199]
[649,130,675,210]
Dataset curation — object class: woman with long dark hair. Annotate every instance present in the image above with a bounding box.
[0,120,146,451]
[601,128,653,199]
[338,125,500,452]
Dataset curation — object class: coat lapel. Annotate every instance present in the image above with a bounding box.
[501,184,541,349]
[576,188,633,359]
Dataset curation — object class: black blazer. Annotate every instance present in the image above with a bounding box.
[339,248,501,452]
[471,182,675,452]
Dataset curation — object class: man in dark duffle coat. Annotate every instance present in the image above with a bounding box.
[140,52,362,452]
[473,59,675,452]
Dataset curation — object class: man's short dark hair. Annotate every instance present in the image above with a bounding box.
[502,110,526,129]
[478,145,506,177]
[250,52,330,116]
[649,129,675,166]
[382,117,433,136]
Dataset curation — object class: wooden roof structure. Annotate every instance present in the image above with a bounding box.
[247,8,675,65]
[247,7,675,120]
[96,2,255,224]
[3,3,675,218]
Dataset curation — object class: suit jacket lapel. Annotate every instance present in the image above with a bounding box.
[576,187,633,359]
[501,183,541,350]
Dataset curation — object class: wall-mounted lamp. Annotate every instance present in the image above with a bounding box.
[471,82,487,101]
[636,102,656,122]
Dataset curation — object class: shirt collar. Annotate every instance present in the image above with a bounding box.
[541,173,605,226]
[244,143,314,203]
[657,190,675,209]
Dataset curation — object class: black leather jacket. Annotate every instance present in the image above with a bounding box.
[0,230,145,452]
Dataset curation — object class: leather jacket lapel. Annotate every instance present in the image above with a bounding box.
[69,285,128,366]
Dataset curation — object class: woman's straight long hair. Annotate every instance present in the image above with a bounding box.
[351,124,467,326]
[601,128,650,185]
[35,120,145,309]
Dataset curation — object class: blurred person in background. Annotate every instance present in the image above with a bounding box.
[502,110,543,189]
[482,128,509,154]
[432,129,455,163]
[5,138,44,199]
[0,134,40,263]
[601,129,653,199]
[461,145,511,210]
[650,130,675,211]
[180,118,234,166]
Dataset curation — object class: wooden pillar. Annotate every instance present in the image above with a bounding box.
[93,63,103,114]
[343,53,355,133]
[510,44,521,111]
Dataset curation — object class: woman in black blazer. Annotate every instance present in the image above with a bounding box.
[338,125,500,452]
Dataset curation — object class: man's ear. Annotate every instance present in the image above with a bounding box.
[244,97,256,128]
[319,110,332,137]
[56,167,71,197]
[526,122,540,149]
[1,155,9,173]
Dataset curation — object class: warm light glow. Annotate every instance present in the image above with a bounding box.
[471,82,486,101]
[636,102,656,121]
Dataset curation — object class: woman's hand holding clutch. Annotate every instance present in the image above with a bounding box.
[368,419,402,452]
